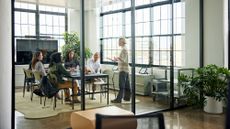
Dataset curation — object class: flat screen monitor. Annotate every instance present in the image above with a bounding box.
[16,39,58,64]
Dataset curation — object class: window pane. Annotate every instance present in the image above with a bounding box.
[40,25,47,34]
[153,37,160,50]
[46,15,53,26]
[28,13,35,25]
[153,6,160,21]
[21,12,28,24]
[153,21,160,35]
[60,27,65,34]
[153,51,160,65]
[47,26,53,34]
[29,25,35,35]
[40,14,46,25]
[21,25,28,36]
[59,16,65,26]
[15,12,20,24]
[53,16,59,26]
[15,24,21,36]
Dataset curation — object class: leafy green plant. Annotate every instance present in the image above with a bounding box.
[178,64,230,108]
[61,32,92,60]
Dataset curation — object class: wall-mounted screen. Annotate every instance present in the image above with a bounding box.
[16,39,58,64]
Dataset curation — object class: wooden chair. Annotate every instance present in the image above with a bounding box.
[32,71,43,104]
[23,68,36,99]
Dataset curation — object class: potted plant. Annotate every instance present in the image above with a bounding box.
[61,32,92,61]
[178,64,230,113]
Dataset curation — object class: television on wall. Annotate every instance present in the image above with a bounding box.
[16,39,58,64]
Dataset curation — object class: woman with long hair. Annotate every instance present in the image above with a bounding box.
[31,51,46,76]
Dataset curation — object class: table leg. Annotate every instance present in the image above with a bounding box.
[72,78,74,110]
[107,75,109,105]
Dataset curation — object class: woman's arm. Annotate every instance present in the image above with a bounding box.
[58,63,71,76]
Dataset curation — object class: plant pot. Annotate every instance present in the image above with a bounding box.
[204,96,223,114]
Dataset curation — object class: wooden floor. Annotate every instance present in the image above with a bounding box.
[15,88,226,129]
[15,107,226,129]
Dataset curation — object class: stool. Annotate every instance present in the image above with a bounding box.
[70,106,135,129]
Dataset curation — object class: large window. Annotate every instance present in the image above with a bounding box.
[100,0,185,67]
[14,2,66,51]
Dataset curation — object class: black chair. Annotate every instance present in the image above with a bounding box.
[96,112,165,129]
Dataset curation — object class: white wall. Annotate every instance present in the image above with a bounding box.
[85,10,100,53]
[68,1,99,54]
[204,0,225,66]
[224,0,228,68]
[185,0,200,68]
[68,9,81,33]
[0,0,12,128]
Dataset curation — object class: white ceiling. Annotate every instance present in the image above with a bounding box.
[15,0,98,10]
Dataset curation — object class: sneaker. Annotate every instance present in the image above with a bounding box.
[111,99,121,103]
[123,98,130,101]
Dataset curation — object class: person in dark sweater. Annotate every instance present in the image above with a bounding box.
[64,50,79,70]
[48,52,80,103]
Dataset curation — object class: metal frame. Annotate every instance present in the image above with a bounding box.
[131,0,136,114]
[80,0,86,110]
[12,0,15,129]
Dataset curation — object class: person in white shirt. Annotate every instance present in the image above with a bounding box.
[88,52,101,74]
[87,52,101,99]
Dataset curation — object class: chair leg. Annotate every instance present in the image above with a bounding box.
[53,96,56,110]
[30,83,33,101]
[44,97,46,107]
[100,85,102,103]
[40,97,42,104]
[23,79,26,97]
[112,84,116,97]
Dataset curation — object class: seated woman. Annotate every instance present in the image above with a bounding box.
[48,52,80,103]
[64,50,79,70]
[31,51,47,77]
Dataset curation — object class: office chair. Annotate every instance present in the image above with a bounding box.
[96,112,165,129]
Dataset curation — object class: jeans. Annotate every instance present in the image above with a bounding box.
[116,71,131,101]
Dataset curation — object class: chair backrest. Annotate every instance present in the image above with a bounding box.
[23,68,33,78]
[33,71,42,82]
[102,69,114,84]
[96,112,165,129]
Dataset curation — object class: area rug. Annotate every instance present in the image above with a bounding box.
[15,92,111,119]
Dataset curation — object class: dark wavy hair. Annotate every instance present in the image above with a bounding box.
[49,52,62,67]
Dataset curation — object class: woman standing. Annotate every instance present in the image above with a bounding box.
[111,37,131,103]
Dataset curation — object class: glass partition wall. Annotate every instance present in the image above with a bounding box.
[14,0,201,115]
[99,0,201,113]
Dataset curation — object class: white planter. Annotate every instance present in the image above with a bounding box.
[204,96,223,114]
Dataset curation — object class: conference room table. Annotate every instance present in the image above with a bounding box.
[65,72,110,110]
